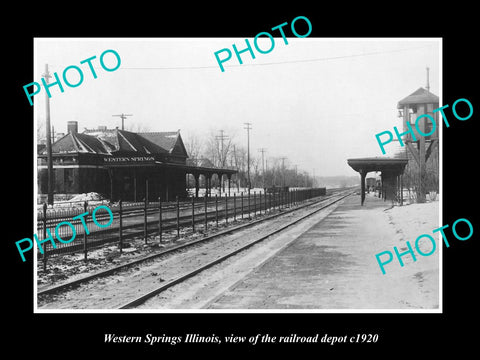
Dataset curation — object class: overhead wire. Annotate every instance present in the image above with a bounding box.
[114,44,437,71]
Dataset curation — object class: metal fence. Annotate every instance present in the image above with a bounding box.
[36,187,326,267]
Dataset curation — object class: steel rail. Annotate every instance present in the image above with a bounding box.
[117,190,354,309]
[37,191,328,255]
[37,191,352,299]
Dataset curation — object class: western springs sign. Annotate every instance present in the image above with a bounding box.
[103,156,155,163]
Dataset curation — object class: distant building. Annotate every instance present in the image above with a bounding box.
[366,177,376,189]
[38,121,236,202]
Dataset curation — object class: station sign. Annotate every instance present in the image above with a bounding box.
[103,156,155,164]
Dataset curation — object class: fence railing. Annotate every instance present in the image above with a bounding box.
[36,188,327,266]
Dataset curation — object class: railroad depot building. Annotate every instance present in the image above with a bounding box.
[37,121,236,202]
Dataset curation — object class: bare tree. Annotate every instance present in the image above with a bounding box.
[204,129,236,169]
[125,122,151,133]
[220,136,234,168]
[204,130,218,167]
[184,132,203,166]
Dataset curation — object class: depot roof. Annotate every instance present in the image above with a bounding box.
[41,128,188,158]
[347,157,408,174]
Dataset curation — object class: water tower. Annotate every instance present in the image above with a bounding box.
[397,70,439,202]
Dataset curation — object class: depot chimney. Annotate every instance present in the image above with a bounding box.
[67,121,78,134]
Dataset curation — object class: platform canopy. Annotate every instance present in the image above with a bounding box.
[347,157,408,205]
[347,157,408,174]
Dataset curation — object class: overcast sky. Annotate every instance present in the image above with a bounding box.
[34,38,440,177]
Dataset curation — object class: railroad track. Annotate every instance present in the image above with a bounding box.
[38,189,329,257]
[37,189,355,308]
[118,189,354,309]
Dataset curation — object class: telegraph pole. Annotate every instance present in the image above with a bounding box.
[215,129,229,192]
[258,148,267,190]
[294,165,298,187]
[43,64,54,205]
[112,113,133,130]
[215,130,229,167]
[279,157,287,188]
[426,66,430,92]
[265,159,268,187]
[233,144,241,191]
[244,122,252,192]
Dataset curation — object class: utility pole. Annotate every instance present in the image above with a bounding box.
[258,148,267,190]
[294,165,298,187]
[112,113,133,130]
[43,64,54,205]
[279,157,287,188]
[426,66,430,93]
[312,168,315,188]
[244,122,252,193]
[265,159,268,187]
[215,129,229,192]
[215,130,229,168]
[232,144,240,191]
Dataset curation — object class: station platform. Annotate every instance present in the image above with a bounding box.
[208,193,440,310]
